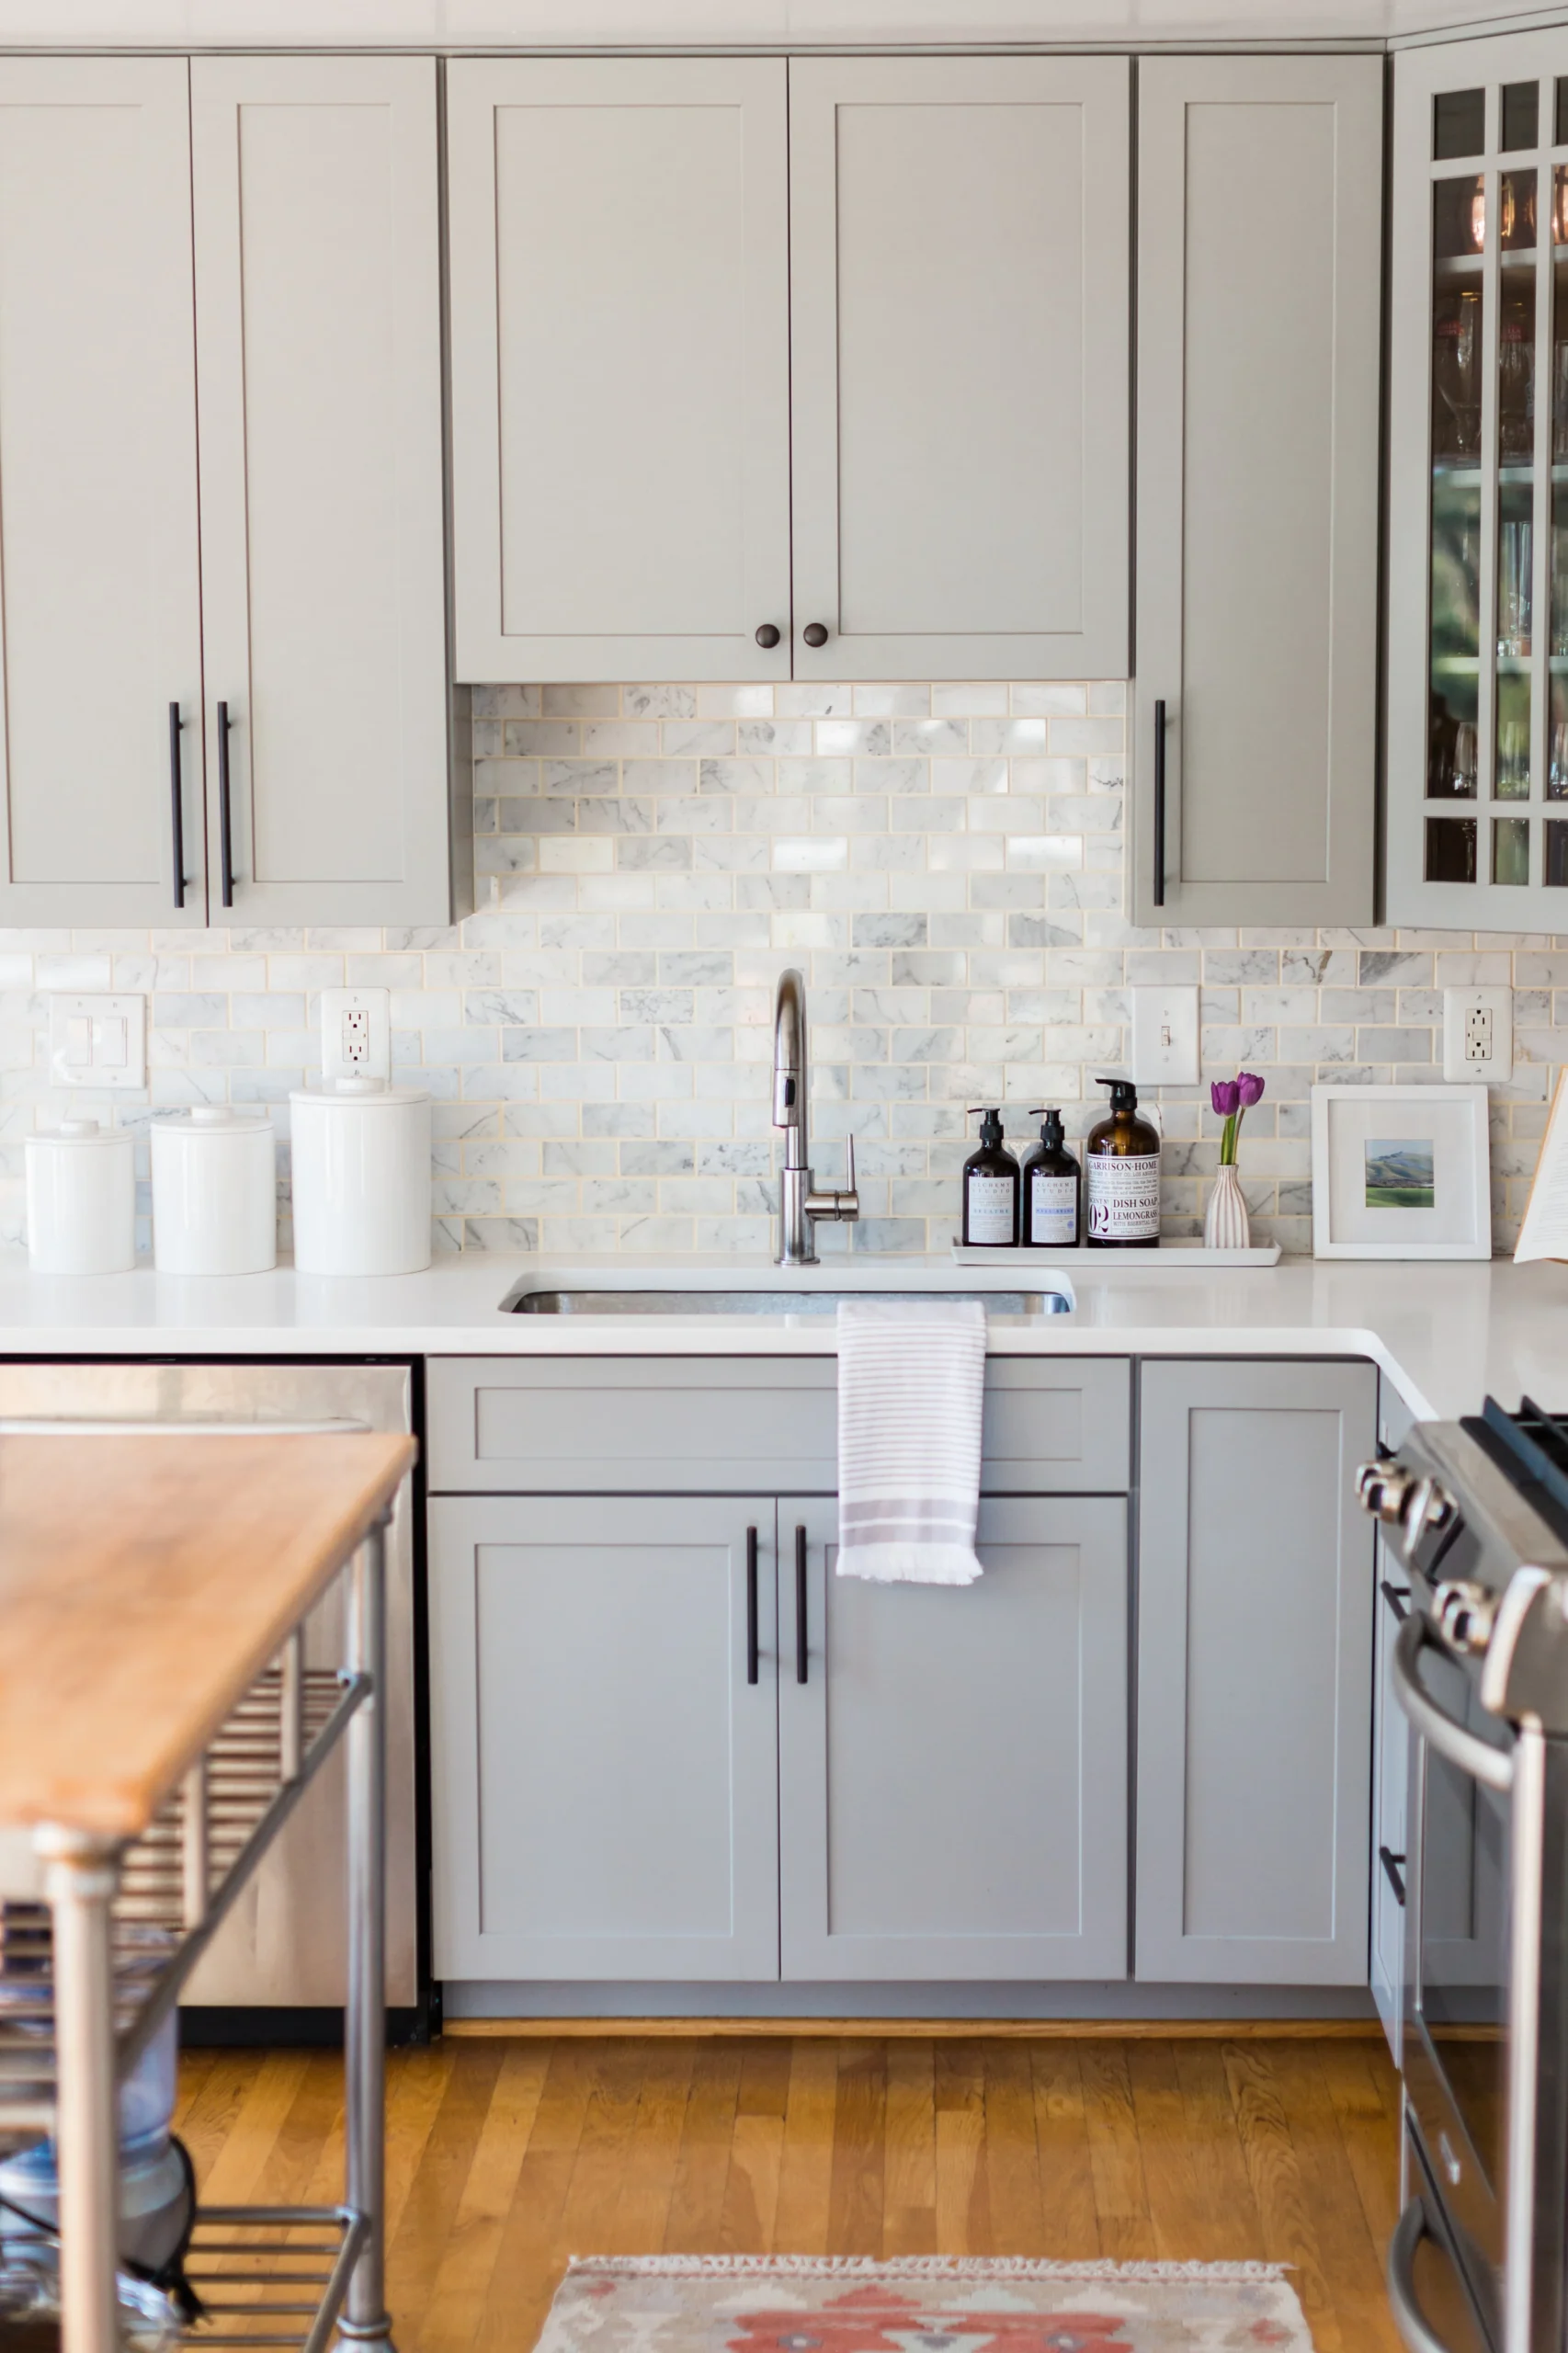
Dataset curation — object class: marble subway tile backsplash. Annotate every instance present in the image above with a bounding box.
[0,676,1560,1256]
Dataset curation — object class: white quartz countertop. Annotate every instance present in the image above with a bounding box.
[0,1249,1561,1423]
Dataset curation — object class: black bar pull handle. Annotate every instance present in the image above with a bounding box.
[795,1525,808,1685]
[1152,697,1166,910]
[745,1526,758,1686]
[217,700,235,909]
[168,701,186,910]
[1381,1578,1411,1624]
[1379,1845,1407,1907]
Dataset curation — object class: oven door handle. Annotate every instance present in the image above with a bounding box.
[1387,2198,1465,2353]
[1392,1613,1514,1794]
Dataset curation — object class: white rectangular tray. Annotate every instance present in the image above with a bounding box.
[949,1240,1283,1267]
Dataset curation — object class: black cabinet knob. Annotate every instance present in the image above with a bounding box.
[802,622,829,648]
[755,622,780,649]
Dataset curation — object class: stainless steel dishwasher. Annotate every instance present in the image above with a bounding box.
[0,1359,419,2021]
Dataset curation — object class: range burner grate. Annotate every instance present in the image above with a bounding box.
[1469,1395,1568,1539]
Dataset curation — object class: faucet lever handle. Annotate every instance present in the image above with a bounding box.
[843,1133,856,1197]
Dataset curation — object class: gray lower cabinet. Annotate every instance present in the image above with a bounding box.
[778,1495,1129,1981]
[1134,1358,1378,1984]
[428,1495,780,1982]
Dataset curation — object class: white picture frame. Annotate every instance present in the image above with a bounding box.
[1311,1084,1492,1260]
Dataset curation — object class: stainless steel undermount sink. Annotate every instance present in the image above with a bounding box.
[500,1284,1073,1316]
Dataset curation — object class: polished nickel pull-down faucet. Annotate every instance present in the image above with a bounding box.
[771,967,858,1265]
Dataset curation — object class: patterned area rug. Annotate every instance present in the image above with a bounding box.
[538,2256,1315,2352]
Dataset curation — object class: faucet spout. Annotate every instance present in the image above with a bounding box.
[771,967,858,1266]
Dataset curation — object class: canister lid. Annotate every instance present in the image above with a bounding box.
[27,1118,128,1146]
[160,1106,271,1134]
[289,1080,431,1108]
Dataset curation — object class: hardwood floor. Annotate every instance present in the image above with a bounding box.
[174,2034,1405,2353]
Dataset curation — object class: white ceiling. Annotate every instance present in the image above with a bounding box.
[0,0,1564,51]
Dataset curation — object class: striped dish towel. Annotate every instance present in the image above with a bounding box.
[835,1299,986,1585]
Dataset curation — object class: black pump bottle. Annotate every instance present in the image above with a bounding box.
[1020,1108,1080,1248]
[961,1107,1019,1247]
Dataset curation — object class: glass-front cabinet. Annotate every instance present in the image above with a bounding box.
[1390,30,1568,924]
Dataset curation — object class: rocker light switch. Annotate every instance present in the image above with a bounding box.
[47,994,146,1092]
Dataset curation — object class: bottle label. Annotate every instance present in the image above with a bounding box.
[1029,1170,1077,1245]
[1086,1152,1161,1242]
[966,1174,1016,1245]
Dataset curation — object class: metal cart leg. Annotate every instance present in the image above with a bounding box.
[340,1517,394,2348]
[38,1824,120,2353]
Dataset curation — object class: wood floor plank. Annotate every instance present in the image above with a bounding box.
[415,2041,555,2353]
[1221,2042,1344,2353]
[773,2040,841,2254]
[1267,2041,1403,2353]
[1028,2043,1100,2260]
[194,2050,312,2207]
[882,2039,937,2256]
[388,2042,509,2345]
[981,2040,1045,2259]
[722,2040,790,2251]
[556,2040,651,2257]
[826,2040,886,2258]
[612,2040,699,2255]
[475,2040,596,2353]
[934,2039,988,2254]
[662,2041,745,2255]
[1166,2040,1267,2257]
[1079,2041,1154,2262]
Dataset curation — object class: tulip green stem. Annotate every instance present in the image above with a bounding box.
[1220,1110,1244,1166]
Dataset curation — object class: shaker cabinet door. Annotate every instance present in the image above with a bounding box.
[1134,1358,1377,1985]
[1132,56,1382,925]
[190,55,452,925]
[429,1495,781,1983]
[448,58,792,685]
[789,56,1130,682]
[778,1495,1129,1980]
[0,60,205,926]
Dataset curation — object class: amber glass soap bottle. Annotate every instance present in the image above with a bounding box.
[1085,1078,1161,1249]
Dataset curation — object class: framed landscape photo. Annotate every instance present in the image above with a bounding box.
[1311,1084,1492,1259]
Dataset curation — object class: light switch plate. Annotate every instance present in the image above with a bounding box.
[1130,985,1200,1087]
[320,986,391,1085]
[1442,984,1513,1084]
[46,993,145,1091]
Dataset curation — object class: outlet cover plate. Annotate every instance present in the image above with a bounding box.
[46,993,146,1091]
[1442,984,1513,1084]
[1130,985,1200,1087]
[320,986,391,1085]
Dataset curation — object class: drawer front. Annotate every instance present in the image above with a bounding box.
[427,1355,1131,1494]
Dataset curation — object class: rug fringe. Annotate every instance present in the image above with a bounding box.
[563,2256,1292,2284]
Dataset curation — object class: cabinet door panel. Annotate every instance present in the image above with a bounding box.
[192,55,451,924]
[779,1495,1127,1979]
[0,60,204,925]
[1133,57,1381,925]
[429,1495,779,1982]
[1135,1359,1377,1984]
[790,57,1128,681]
[449,58,790,685]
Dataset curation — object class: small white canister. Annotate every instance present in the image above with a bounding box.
[289,1080,432,1277]
[152,1107,277,1276]
[25,1118,136,1274]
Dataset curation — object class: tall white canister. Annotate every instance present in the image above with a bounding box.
[151,1107,278,1276]
[289,1080,432,1276]
[25,1119,136,1274]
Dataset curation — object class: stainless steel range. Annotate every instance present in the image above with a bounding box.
[1359,1399,1568,2353]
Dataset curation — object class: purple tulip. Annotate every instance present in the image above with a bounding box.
[1210,1078,1240,1118]
[1236,1070,1266,1108]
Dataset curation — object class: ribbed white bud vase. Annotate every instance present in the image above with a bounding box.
[1203,1162,1251,1250]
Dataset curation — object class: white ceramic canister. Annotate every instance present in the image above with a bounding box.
[151,1106,278,1276]
[289,1080,432,1276]
[24,1118,136,1274]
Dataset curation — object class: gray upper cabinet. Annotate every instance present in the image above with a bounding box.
[0,60,205,926]
[1131,56,1382,926]
[429,1495,781,1982]
[788,56,1129,682]
[1387,30,1568,926]
[191,55,453,925]
[1135,1358,1377,1985]
[778,1495,1128,1981]
[447,58,792,686]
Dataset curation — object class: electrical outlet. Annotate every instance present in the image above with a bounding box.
[1130,985,1200,1087]
[320,987,391,1086]
[47,994,146,1092]
[1443,984,1513,1084]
